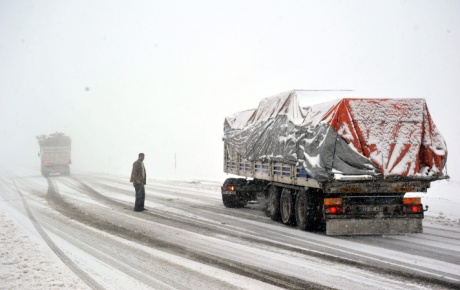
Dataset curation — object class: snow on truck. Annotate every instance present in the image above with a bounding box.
[221,90,448,235]
[37,132,71,177]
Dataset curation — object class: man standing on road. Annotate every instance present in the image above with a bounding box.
[130,153,147,211]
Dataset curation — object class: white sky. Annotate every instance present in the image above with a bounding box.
[1,0,459,181]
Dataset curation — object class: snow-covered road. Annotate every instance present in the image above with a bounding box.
[1,169,459,289]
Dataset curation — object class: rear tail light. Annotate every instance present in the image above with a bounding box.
[324,198,343,214]
[404,204,423,213]
[403,197,423,213]
[221,186,235,191]
[325,206,343,214]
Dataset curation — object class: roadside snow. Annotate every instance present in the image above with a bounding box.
[0,205,90,290]
[419,179,460,225]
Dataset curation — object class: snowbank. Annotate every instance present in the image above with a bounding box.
[0,205,89,290]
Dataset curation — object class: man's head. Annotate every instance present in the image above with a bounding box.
[138,153,145,161]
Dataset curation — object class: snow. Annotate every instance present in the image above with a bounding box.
[409,179,460,223]
[0,205,90,290]
[228,91,341,129]
[1,168,459,289]
[301,99,340,128]
[344,99,447,176]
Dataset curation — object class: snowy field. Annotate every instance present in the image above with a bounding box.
[415,179,460,226]
[0,206,91,289]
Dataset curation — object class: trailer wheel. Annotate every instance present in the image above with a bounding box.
[280,188,296,225]
[41,169,49,177]
[62,165,70,176]
[268,186,281,221]
[295,190,324,231]
[295,191,314,231]
[295,192,307,230]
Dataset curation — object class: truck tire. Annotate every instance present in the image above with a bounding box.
[295,191,312,231]
[41,168,49,177]
[62,165,70,176]
[280,188,296,225]
[268,186,281,221]
[295,191,323,231]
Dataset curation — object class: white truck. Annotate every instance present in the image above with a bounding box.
[37,132,71,177]
[221,91,448,235]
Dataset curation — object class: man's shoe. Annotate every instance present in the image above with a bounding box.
[134,208,142,212]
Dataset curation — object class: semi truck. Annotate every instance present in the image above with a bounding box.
[37,132,71,177]
[221,90,448,235]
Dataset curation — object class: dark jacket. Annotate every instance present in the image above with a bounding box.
[130,160,146,185]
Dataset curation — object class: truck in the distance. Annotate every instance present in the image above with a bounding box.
[221,90,448,235]
[37,132,71,177]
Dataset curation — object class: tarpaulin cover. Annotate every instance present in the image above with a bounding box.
[223,91,447,182]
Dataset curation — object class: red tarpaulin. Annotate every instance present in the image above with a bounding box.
[324,99,447,177]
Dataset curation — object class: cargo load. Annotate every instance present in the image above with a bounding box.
[221,90,448,235]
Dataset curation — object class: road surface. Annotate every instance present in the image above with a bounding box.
[1,171,459,289]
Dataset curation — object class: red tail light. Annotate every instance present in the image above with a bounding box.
[325,206,343,214]
[221,186,235,191]
[403,204,422,213]
[328,207,337,214]
[324,198,343,215]
[402,197,423,213]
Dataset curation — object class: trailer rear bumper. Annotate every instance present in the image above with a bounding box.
[41,164,70,176]
[326,218,422,235]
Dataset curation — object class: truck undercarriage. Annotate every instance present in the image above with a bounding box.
[221,176,427,235]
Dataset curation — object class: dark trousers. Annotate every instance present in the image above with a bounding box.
[134,183,145,210]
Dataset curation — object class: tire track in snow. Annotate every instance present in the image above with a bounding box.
[12,178,105,290]
[77,176,460,285]
[47,177,330,290]
[59,176,460,289]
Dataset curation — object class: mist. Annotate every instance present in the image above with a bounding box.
[1,0,459,182]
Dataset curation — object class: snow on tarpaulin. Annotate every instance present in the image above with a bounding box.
[223,90,448,182]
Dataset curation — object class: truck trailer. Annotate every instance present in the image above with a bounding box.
[37,132,71,177]
[221,90,448,235]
